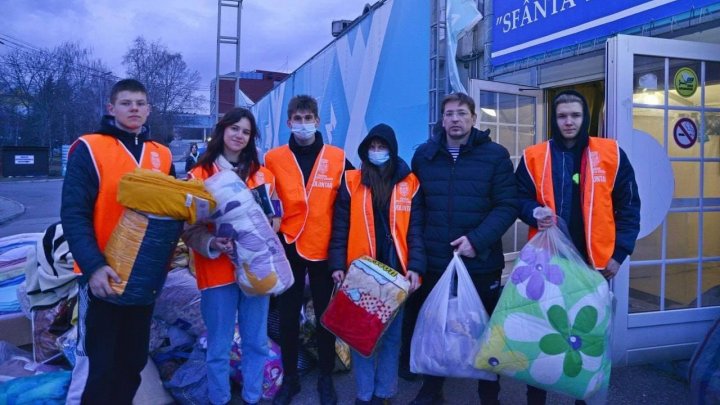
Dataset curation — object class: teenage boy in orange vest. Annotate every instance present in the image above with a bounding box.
[61,79,175,404]
[265,95,353,405]
[515,90,640,404]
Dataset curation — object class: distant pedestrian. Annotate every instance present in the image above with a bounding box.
[185,142,199,173]
[61,79,175,404]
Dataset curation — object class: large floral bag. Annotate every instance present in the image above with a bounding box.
[320,256,409,357]
[474,208,612,400]
[410,253,495,380]
[203,170,293,296]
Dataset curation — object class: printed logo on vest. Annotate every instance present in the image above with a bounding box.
[589,151,606,183]
[317,158,329,175]
[150,151,161,171]
[395,182,412,212]
[312,158,334,189]
[398,182,409,197]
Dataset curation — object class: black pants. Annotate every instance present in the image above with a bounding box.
[277,239,336,377]
[402,269,504,399]
[81,288,154,404]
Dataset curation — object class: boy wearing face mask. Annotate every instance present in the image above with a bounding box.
[265,95,354,405]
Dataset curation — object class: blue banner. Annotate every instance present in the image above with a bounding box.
[252,0,430,164]
[491,0,720,65]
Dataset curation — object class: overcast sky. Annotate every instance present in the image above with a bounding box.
[1,0,376,96]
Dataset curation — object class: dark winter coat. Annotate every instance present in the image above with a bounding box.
[411,127,518,275]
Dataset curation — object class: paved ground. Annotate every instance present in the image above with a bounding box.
[0,195,24,225]
[279,360,690,404]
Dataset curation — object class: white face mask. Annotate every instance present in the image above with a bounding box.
[291,123,316,141]
[368,150,390,166]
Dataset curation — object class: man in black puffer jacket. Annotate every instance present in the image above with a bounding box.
[405,92,518,405]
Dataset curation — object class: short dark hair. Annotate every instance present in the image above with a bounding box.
[110,79,148,103]
[441,92,476,116]
[287,95,319,119]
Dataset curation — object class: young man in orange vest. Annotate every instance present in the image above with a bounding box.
[264,95,353,405]
[61,79,175,404]
[515,90,640,404]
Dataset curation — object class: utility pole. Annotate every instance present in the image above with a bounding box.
[215,0,243,128]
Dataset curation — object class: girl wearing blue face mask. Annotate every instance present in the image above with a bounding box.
[328,124,426,405]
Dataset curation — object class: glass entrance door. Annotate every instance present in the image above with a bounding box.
[468,79,543,281]
[606,34,720,365]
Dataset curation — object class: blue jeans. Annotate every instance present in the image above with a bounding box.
[201,283,270,404]
[351,308,404,401]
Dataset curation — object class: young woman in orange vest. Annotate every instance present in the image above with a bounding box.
[328,124,424,405]
[182,107,278,405]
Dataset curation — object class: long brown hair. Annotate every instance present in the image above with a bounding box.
[197,107,260,180]
[361,145,396,207]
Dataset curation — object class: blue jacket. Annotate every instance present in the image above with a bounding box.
[411,127,518,275]
[515,90,640,264]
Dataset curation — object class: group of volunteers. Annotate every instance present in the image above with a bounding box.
[60,78,640,405]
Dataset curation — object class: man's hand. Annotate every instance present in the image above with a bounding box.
[406,270,421,293]
[537,215,555,231]
[211,237,234,254]
[89,265,121,298]
[331,270,345,284]
[450,236,476,258]
[600,258,621,280]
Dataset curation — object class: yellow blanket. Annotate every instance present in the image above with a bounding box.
[118,168,216,224]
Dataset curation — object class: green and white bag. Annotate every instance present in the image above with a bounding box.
[474,211,612,400]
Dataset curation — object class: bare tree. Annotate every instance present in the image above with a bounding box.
[0,42,110,147]
[123,37,203,143]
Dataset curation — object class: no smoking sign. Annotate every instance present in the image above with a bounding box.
[673,118,698,149]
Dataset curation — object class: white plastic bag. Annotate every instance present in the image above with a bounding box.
[410,252,496,379]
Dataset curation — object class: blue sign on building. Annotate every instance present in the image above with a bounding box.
[491,0,720,65]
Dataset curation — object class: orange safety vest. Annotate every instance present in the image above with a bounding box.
[72,134,173,274]
[188,163,276,290]
[344,170,420,274]
[265,144,345,261]
[523,137,620,269]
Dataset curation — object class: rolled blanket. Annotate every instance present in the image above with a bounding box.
[203,170,293,296]
[104,209,184,305]
[118,168,216,224]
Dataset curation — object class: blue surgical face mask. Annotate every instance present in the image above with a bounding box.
[291,123,316,141]
[368,150,390,166]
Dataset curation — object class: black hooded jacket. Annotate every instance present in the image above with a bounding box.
[515,90,641,264]
[60,116,175,283]
[411,126,518,275]
[328,124,426,274]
